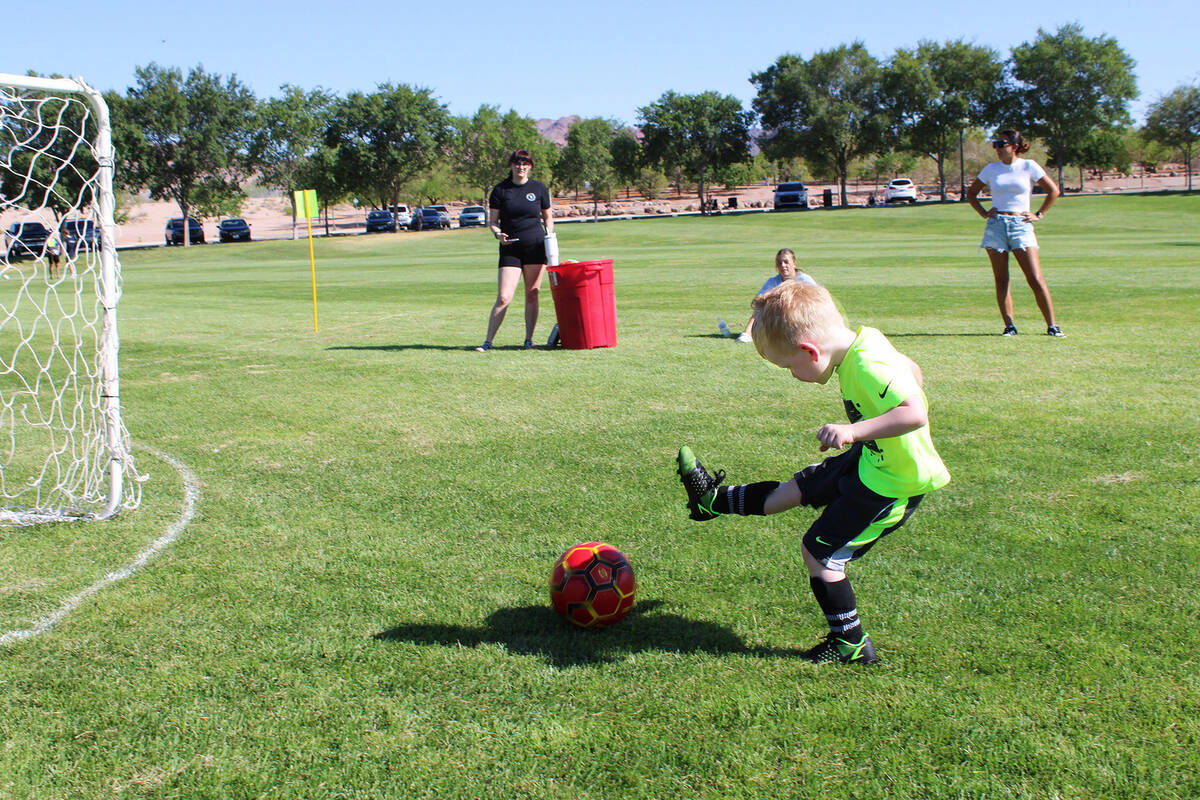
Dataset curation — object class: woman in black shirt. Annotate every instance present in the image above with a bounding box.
[474,149,554,351]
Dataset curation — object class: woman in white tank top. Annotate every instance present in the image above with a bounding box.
[966,129,1064,337]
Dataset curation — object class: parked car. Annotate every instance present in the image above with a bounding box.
[165,217,205,245]
[883,178,917,203]
[218,218,252,242]
[365,209,397,233]
[458,205,487,228]
[389,204,412,228]
[61,218,100,255]
[5,221,51,259]
[772,181,809,211]
[411,206,451,231]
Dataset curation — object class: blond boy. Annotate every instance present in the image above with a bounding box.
[677,281,950,663]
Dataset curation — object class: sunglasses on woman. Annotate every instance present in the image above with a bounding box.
[992,140,1013,148]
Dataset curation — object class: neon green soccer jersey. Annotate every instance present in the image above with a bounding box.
[835,326,951,498]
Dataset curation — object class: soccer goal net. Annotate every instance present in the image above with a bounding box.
[0,73,138,525]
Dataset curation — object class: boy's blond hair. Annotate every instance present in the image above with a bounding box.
[751,281,846,353]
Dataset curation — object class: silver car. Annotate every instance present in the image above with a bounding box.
[458,205,487,228]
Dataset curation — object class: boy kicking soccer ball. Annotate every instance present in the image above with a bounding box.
[677,281,950,664]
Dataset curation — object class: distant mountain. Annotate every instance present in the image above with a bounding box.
[535,116,580,146]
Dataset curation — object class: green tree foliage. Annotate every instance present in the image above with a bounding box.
[884,40,1003,200]
[1123,127,1172,177]
[324,84,451,210]
[1,74,97,221]
[557,118,618,213]
[1145,84,1200,191]
[634,167,668,200]
[294,144,346,236]
[254,85,335,238]
[638,90,752,210]
[609,128,642,198]
[1066,127,1133,189]
[753,43,889,206]
[112,63,257,245]
[452,106,554,203]
[1009,24,1138,186]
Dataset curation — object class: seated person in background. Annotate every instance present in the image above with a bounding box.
[736,248,817,343]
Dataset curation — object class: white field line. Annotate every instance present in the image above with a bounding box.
[1,447,200,648]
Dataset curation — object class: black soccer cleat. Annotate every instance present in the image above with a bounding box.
[676,446,725,521]
[801,633,879,665]
[1001,324,1018,337]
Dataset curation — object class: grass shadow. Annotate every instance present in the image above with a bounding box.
[374,601,806,667]
[885,332,998,338]
[326,344,562,352]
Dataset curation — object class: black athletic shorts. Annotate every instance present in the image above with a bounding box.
[793,444,924,572]
[498,239,545,268]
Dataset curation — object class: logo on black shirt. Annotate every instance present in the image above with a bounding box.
[525,192,536,202]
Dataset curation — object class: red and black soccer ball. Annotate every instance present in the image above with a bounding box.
[549,542,637,629]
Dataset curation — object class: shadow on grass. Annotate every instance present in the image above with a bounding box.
[326,344,565,353]
[885,332,997,338]
[374,601,806,667]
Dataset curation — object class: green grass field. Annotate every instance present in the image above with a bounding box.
[2,194,1198,799]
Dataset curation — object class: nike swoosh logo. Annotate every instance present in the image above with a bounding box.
[879,382,892,399]
[815,536,833,546]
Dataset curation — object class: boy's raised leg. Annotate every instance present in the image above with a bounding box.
[676,446,724,521]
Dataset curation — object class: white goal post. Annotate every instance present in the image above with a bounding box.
[0,72,139,524]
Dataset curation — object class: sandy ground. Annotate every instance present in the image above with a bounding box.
[3,170,1194,250]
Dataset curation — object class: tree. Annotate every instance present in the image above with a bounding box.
[1068,126,1132,189]
[0,73,100,223]
[634,167,668,200]
[1145,84,1200,192]
[113,64,257,245]
[254,85,335,238]
[450,106,556,203]
[324,84,452,211]
[609,128,641,198]
[638,91,752,211]
[294,144,347,237]
[753,43,890,206]
[1009,24,1138,186]
[883,40,1003,200]
[557,118,617,218]
[452,105,506,202]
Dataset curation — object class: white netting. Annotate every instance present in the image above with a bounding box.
[0,75,138,524]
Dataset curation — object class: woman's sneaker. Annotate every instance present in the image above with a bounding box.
[1046,325,1065,337]
[1002,324,1018,336]
[473,341,493,352]
[676,446,724,521]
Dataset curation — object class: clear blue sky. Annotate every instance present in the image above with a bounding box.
[6,0,1197,125]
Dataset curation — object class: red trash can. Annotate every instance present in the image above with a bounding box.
[547,259,617,349]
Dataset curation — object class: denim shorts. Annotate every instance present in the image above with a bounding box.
[981,215,1038,252]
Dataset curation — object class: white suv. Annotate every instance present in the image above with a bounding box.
[389,204,412,228]
[883,179,917,203]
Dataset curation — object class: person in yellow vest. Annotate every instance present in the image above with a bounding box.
[44,229,62,278]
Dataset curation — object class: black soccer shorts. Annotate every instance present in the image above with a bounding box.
[793,444,925,573]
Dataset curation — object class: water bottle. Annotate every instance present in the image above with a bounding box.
[717,318,732,338]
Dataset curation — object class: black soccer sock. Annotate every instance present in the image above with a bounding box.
[711,481,779,516]
[810,577,864,642]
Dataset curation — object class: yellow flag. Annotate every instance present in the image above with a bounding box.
[293,189,318,219]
